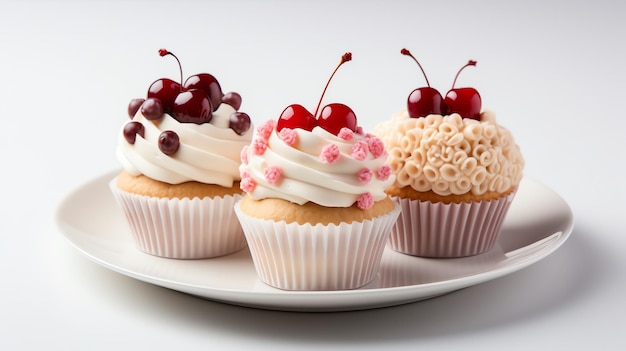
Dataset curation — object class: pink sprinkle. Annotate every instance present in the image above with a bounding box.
[240,145,249,165]
[376,164,392,181]
[320,143,340,163]
[356,126,364,135]
[351,140,368,161]
[337,127,354,140]
[252,137,268,155]
[357,192,374,210]
[240,176,257,193]
[240,169,250,179]
[367,137,386,158]
[256,119,276,140]
[357,168,373,184]
[278,128,297,146]
[264,166,282,184]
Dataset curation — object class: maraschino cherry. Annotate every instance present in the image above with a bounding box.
[277,104,317,132]
[147,78,180,114]
[277,52,357,135]
[124,49,252,155]
[156,49,213,124]
[183,73,223,112]
[444,60,482,120]
[400,48,482,120]
[401,48,446,118]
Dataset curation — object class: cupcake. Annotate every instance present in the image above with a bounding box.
[371,49,524,258]
[235,52,401,291]
[111,49,253,259]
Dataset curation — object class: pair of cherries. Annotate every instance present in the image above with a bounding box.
[127,49,250,135]
[123,49,252,156]
[276,49,483,138]
[401,48,481,120]
[276,52,358,136]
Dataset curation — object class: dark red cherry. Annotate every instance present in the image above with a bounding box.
[318,103,357,135]
[123,121,144,144]
[401,48,446,118]
[128,98,145,118]
[171,89,213,124]
[222,92,242,111]
[407,87,446,117]
[184,73,223,111]
[147,78,181,113]
[158,130,180,155]
[229,112,251,135]
[277,104,318,132]
[140,97,164,120]
[277,52,354,135]
[444,88,481,120]
[444,60,481,120]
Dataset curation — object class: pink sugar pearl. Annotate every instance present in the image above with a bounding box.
[357,192,374,210]
[351,140,368,161]
[252,137,268,155]
[264,166,282,184]
[376,164,392,181]
[357,168,373,184]
[240,176,257,192]
[278,128,297,146]
[320,143,340,163]
[337,127,354,140]
[367,137,386,158]
[256,119,276,140]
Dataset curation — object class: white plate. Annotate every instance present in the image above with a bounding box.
[56,171,573,312]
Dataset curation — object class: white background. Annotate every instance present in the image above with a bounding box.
[1,0,624,349]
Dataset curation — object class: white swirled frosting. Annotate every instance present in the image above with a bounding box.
[372,110,524,196]
[117,103,253,187]
[239,120,395,209]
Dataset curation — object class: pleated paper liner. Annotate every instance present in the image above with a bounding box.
[110,179,246,259]
[235,201,401,291]
[389,193,515,258]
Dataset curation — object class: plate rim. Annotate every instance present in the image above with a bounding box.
[56,170,574,311]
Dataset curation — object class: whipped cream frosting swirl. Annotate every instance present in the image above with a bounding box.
[117,104,253,187]
[239,120,395,209]
[372,110,524,196]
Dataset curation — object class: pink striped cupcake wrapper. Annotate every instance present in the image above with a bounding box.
[110,180,247,259]
[234,202,401,291]
[389,193,515,258]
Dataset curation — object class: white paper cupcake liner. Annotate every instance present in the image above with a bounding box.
[389,193,515,258]
[234,201,401,291]
[110,179,247,259]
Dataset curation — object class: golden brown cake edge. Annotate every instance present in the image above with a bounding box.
[239,195,395,225]
[115,170,243,199]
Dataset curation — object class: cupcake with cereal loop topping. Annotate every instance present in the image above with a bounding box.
[371,49,524,257]
[111,49,253,259]
[235,52,400,290]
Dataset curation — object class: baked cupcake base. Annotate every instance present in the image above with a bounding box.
[389,192,515,258]
[110,172,247,259]
[234,197,401,291]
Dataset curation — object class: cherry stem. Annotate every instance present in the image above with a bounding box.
[451,60,477,89]
[314,52,352,117]
[158,48,183,92]
[401,48,431,88]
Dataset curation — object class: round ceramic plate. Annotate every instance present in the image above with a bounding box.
[56,171,573,312]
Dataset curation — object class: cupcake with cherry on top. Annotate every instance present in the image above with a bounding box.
[111,49,253,259]
[236,52,400,291]
[372,48,524,258]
